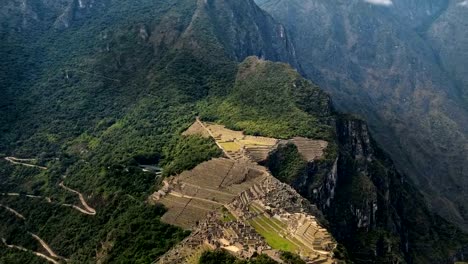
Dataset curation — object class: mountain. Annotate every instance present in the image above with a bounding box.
[428,0,468,107]
[255,0,468,230]
[0,0,467,263]
[0,0,318,263]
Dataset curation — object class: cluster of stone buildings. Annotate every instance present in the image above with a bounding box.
[155,120,338,264]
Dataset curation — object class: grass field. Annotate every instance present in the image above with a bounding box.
[221,207,237,222]
[247,203,316,256]
[241,139,276,146]
[249,203,263,214]
[249,217,298,252]
[219,142,241,152]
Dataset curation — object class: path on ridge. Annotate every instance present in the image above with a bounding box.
[195,117,235,160]
[3,156,96,216]
[30,233,67,261]
[59,182,96,215]
[0,204,25,220]
[0,202,68,263]
[4,157,47,170]
[1,238,60,264]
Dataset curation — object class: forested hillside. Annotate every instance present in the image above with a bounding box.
[0,0,301,262]
[256,0,468,230]
[0,0,467,263]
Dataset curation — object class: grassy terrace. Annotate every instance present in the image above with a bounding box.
[219,142,242,152]
[221,207,237,222]
[248,203,301,253]
[249,217,298,252]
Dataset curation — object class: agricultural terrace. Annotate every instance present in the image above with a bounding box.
[150,158,268,229]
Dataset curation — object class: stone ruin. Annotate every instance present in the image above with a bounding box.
[154,120,338,264]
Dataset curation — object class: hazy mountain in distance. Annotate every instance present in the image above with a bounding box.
[256,0,468,230]
[0,0,467,263]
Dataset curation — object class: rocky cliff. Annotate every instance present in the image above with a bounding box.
[256,0,468,231]
[428,0,468,106]
[1,0,467,263]
[267,114,468,263]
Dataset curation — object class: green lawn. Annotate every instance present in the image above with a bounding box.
[220,207,237,222]
[249,217,298,252]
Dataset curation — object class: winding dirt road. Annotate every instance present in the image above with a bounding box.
[59,182,96,215]
[30,233,67,261]
[1,156,97,262]
[1,238,59,264]
[4,157,47,170]
[3,157,96,216]
[1,156,99,262]
[1,203,69,263]
[0,192,94,216]
[0,204,25,220]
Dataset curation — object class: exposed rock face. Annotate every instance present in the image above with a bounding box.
[256,0,468,231]
[333,117,379,230]
[428,0,468,106]
[1,0,467,263]
[175,0,299,69]
[389,0,448,30]
[286,116,468,263]
[264,112,468,263]
[0,0,99,31]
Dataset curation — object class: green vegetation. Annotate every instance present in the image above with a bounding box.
[0,0,233,262]
[0,190,189,263]
[280,251,306,264]
[1,1,339,261]
[162,135,222,177]
[198,57,333,140]
[1,0,467,263]
[198,250,278,264]
[220,207,237,222]
[249,217,298,252]
[265,144,307,184]
[0,10,333,260]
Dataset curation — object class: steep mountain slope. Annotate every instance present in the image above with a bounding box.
[0,0,466,263]
[0,0,297,262]
[214,58,468,264]
[428,0,468,106]
[256,0,468,230]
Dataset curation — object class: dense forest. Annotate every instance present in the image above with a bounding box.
[0,0,467,263]
[0,0,326,262]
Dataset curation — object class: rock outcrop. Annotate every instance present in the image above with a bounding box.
[269,114,468,263]
[256,0,468,232]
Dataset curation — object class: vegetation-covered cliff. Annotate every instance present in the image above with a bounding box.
[0,0,466,263]
[256,0,468,231]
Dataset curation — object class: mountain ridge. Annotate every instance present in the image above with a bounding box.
[0,0,467,263]
[255,0,468,230]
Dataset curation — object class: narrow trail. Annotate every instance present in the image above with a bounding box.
[30,233,67,261]
[59,182,96,215]
[4,157,47,170]
[1,156,95,262]
[0,203,67,262]
[195,117,234,160]
[180,182,236,197]
[62,203,96,215]
[169,192,223,205]
[0,204,25,220]
[1,238,60,264]
[0,192,95,216]
[2,157,96,216]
